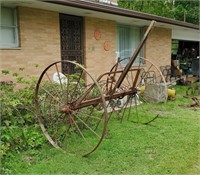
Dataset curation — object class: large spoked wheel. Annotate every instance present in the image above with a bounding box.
[35,61,108,156]
[102,57,167,124]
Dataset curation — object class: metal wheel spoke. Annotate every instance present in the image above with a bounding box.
[35,61,107,156]
[78,111,102,121]
[55,63,63,91]
[70,115,91,147]
[68,114,78,145]
[71,70,84,102]
[39,86,62,104]
[65,64,70,104]
[44,72,63,100]
[73,113,100,138]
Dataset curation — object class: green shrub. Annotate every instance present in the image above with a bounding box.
[0,67,46,159]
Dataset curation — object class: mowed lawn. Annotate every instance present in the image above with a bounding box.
[3,85,200,174]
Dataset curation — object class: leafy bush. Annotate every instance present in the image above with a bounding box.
[0,67,46,159]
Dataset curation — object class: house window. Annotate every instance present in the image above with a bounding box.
[116,25,142,66]
[0,7,19,48]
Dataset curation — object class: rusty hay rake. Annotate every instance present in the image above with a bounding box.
[34,20,167,157]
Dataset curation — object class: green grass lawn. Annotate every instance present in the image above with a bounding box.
[2,85,200,174]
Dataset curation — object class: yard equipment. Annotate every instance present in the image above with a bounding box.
[186,83,200,96]
[35,20,167,157]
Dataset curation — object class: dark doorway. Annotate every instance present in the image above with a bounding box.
[60,14,84,74]
[171,40,199,76]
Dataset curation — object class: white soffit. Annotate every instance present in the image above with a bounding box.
[172,29,200,41]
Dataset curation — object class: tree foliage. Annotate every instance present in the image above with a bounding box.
[118,0,199,25]
[174,0,199,25]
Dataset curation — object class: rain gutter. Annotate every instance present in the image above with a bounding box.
[43,0,199,30]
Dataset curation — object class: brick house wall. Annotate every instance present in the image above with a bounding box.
[85,17,116,79]
[0,6,172,83]
[144,27,172,67]
[0,7,61,82]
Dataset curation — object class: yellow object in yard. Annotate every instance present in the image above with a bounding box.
[139,85,176,99]
[167,89,176,99]
[140,86,145,93]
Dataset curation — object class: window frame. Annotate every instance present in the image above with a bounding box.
[0,7,19,49]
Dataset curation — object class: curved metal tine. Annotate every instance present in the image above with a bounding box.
[93,100,111,130]
[124,94,137,123]
[120,95,133,122]
[94,111,105,131]
[107,101,116,122]
[114,57,140,122]
[128,93,141,123]
[127,95,134,121]
[92,99,109,130]
[148,71,157,84]
[144,114,159,125]
[135,94,139,123]
[137,74,145,87]
[156,74,164,83]
[109,100,120,119]
[128,57,136,87]
[145,64,154,76]
[136,93,156,124]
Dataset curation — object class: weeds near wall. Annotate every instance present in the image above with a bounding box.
[0,66,46,164]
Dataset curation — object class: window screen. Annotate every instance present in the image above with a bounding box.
[0,7,19,48]
[116,25,142,66]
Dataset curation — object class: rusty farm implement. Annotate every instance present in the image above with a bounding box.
[34,20,167,157]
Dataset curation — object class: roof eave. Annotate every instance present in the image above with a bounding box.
[43,0,199,30]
